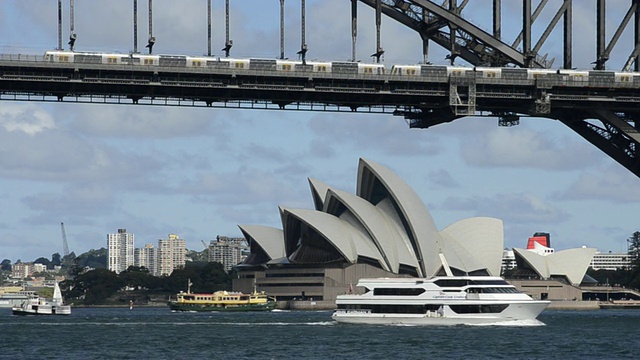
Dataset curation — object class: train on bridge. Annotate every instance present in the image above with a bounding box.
[43,50,640,88]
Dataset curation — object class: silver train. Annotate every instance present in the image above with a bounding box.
[44,50,640,86]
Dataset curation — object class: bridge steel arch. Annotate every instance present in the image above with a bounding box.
[355,0,640,178]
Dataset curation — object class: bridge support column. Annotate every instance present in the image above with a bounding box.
[449,77,476,116]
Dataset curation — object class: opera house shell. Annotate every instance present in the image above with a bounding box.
[512,244,597,286]
[233,158,505,304]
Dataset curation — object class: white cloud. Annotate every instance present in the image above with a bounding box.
[558,166,640,202]
[0,104,55,135]
[460,123,597,170]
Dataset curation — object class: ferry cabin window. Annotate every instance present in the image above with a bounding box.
[373,288,425,296]
[337,304,441,314]
[450,304,508,314]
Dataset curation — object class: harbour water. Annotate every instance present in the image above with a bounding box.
[1,307,638,359]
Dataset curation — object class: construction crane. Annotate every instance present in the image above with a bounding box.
[60,222,70,257]
[201,240,208,249]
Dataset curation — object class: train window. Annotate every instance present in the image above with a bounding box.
[107,57,118,64]
[235,62,245,69]
[486,72,497,78]
[144,58,153,65]
[408,69,416,76]
[60,55,69,62]
[282,64,291,71]
[193,60,202,67]
[620,76,631,82]
[364,67,372,74]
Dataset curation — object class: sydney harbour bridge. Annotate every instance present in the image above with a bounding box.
[1,1,640,178]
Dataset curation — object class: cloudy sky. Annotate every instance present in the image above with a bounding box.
[1,1,639,262]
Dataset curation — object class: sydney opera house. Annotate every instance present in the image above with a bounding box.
[232,158,505,303]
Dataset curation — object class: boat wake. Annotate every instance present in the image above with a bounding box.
[465,319,546,327]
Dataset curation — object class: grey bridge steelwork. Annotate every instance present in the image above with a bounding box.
[0,0,640,178]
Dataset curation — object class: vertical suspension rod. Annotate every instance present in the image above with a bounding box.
[298,0,307,64]
[493,0,501,40]
[224,0,232,57]
[351,0,357,62]
[448,0,457,64]
[280,0,285,60]
[57,0,63,50]
[523,0,532,67]
[596,0,606,69]
[133,0,138,53]
[636,0,640,71]
[422,8,429,64]
[376,0,381,61]
[147,0,155,54]
[207,0,212,56]
[69,0,76,51]
[563,0,572,69]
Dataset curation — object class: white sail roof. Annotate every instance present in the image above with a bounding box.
[357,158,443,277]
[514,247,597,285]
[237,225,285,261]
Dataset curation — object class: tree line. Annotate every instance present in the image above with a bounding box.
[61,261,233,305]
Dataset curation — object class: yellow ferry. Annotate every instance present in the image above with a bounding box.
[168,280,276,312]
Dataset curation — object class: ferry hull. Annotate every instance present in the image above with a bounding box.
[168,301,276,312]
[332,301,549,326]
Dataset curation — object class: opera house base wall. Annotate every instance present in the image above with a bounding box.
[547,300,599,310]
[233,263,408,303]
[508,279,583,301]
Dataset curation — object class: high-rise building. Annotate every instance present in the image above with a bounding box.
[158,234,186,276]
[135,244,158,276]
[209,236,248,271]
[11,262,33,279]
[107,229,135,274]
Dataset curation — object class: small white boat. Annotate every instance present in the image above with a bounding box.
[12,281,71,316]
[332,276,549,325]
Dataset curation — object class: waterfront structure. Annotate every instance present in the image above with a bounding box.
[107,229,135,274]
[135,244,158,275]
[208,236,248,272]
[158,234,186,276]
[234,158,505,303]
[589,251,631,271]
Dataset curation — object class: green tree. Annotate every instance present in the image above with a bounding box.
[63,268,122,305]
[0,259,11,271]
[33,257,51,268]
[51,252,62,268]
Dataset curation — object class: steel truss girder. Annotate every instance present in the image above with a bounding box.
[559,109,640,178]
[357,0,547,67]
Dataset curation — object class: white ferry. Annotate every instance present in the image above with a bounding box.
[332,276,549,325]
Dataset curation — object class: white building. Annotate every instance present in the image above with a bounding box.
[135,244,158,276]
[590,251,631,271]
[158,234,186,276]
[501,249,517,274]
[209,236,247,271]
[107,229,135,274]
